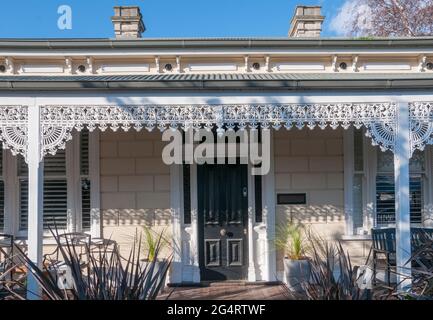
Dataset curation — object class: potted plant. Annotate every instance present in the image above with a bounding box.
[275,222,310,292]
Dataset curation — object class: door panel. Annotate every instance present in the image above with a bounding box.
[198,163,248,281]
[227,239,243,266]
[205,240,221,267]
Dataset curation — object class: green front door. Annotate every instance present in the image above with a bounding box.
[197,162,249,281]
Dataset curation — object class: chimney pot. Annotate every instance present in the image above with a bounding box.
[111,6,145,39]
[289,5,324,38]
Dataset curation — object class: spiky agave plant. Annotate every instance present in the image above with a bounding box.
[400,235,433,300]
[1,227,172,300]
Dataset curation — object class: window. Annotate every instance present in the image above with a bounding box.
[347,130,428,236]
[254,174,262,223]
[80,130,91,231]
[18,154,28,230]
[183,164,191,225]
[19,150,68,230]
[376,150,424,225]
[18,130,94,233]
[353,129,364,233]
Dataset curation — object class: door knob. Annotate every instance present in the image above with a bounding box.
[242,187,248,197]
[220,229,227,236]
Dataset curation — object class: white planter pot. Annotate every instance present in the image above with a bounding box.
[283,258,311,293]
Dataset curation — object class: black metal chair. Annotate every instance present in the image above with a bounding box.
[89,238,119,262]
[411,227,433,270]
[411,227,433,251]
[43,232,92,290]
[371,227,433,286]
[43,232,92,265]
[372,228,396,286]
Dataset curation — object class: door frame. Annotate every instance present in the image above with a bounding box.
[169,130,276,284]
[190,156,258,283]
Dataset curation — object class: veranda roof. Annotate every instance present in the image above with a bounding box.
[1,73,433,90]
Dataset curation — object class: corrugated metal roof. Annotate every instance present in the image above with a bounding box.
[1,73,433,91]
[1,73,433,82]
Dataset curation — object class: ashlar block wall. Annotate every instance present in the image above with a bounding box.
[274,127,370,272]
[99,130,171,257]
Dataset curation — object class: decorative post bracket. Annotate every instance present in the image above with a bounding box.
[0,105,28,160]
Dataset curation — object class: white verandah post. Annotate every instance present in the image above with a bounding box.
[26,103,44,299]
[394,101,412,290]
[170,163,183,284]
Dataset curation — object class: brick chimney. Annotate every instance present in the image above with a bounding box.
[111,6,145,39]
[288,5,324,38]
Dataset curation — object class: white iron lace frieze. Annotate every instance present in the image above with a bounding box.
[41,103,396,157]
[0,106,28,159]
[409,102,433,154]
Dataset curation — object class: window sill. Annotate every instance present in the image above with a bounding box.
[14,238,59,245]
[341,234,372,241]
[14,233,93,246]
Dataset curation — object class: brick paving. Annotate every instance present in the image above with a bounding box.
[158,282,289,300]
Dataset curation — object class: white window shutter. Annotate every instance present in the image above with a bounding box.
[18,131,92,232]
[19,150,68,230]
[376,175,422,224]
[43,179,68,229]
[19,179,28,230]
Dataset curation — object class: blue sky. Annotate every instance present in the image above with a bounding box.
[0,0,346,38]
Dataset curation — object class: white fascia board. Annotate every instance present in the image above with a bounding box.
[3,48,433,57]
[4,90,433,105]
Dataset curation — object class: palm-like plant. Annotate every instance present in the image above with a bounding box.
[276,223,307,260]
[141,226,169,262]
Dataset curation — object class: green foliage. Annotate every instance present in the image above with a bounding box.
[141,226,169,262]
[275,223,307,260]
[0,228,172,300]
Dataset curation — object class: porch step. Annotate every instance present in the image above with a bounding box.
[204,281,280,287]
[168,280,281,287]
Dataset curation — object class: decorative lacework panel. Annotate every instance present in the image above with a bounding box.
[40,103,396,157]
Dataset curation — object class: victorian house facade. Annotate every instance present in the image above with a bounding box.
[1,5,433,292]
